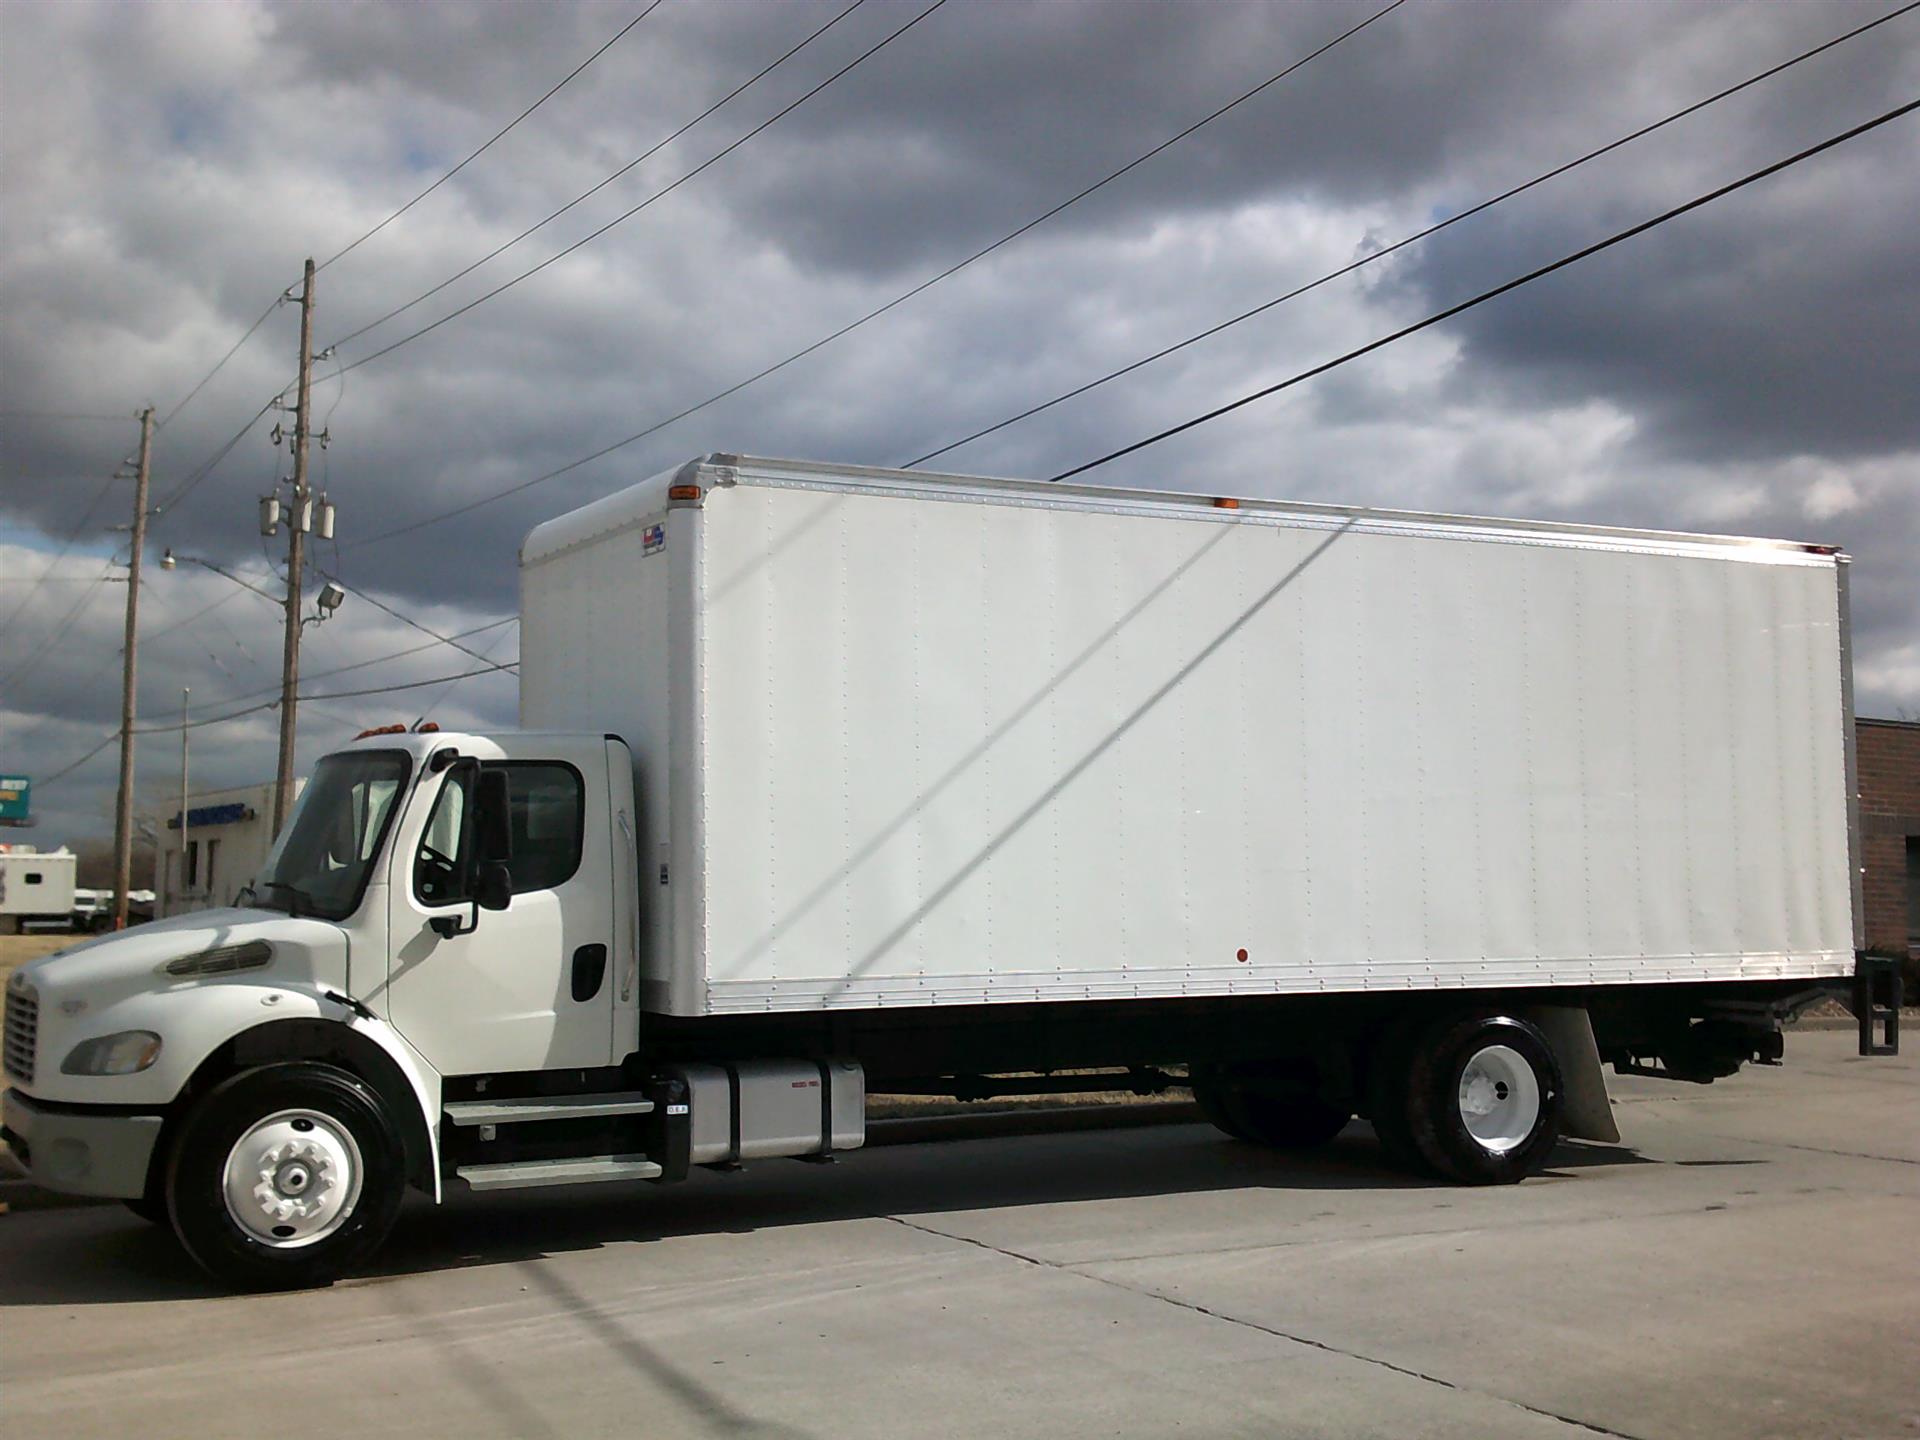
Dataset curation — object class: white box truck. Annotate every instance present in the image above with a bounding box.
[3,454,1899,1289]
[0,847,78,934]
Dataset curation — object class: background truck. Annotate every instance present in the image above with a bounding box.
[0,847,78,935]
[2,454,1897,1289]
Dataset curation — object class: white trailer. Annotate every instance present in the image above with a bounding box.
[0,848,78,934]
[3,454,1896,1290]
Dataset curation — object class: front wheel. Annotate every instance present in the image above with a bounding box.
[165,1062,406,1290]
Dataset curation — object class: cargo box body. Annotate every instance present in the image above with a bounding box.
[520,455,1859,1020]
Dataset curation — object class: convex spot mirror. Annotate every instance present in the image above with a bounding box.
[476,860,512,913]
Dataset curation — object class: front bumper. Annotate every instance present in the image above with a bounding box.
[1,1089,163,1199]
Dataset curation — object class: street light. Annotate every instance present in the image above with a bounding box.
[159,548,345,628]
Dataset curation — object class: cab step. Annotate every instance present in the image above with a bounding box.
[443,1092,656,1126]
[455,1154,663,1191]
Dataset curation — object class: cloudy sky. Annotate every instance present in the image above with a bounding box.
[2,0,1917,849]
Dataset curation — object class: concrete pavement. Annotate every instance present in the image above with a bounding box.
[0,1029,1914,1440]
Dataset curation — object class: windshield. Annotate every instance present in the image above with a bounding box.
[252,750,410,921]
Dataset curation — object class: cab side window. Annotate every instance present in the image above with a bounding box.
[495,762,583,893]
[413,770,470,905]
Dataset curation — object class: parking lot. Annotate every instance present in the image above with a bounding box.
[1,1027,1914,1440]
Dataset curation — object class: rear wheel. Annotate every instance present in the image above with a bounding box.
[1191,1069,1350,1149]
[166,1062,406,1290]
[1364,1014,1432,1176]
[1190,1069,1254,1141]
[1403,1012,1562,1184]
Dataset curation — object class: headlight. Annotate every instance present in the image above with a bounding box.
[62,1031,163,1076]
[160,940,273,977]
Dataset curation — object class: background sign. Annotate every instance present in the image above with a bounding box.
[0,776,30,825]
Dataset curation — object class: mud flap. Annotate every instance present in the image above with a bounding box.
[1526,1004,1619,1144]
[1855,954,1902,1058]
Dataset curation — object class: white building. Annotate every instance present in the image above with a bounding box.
[150,780,301,918]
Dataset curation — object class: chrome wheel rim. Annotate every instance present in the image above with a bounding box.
[1456,1044,1540,1154]
[222,1108,363,1248]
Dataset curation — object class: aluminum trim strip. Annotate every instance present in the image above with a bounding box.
[718,456,1839,564]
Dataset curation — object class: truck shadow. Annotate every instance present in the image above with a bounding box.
[0,1121,1653,1306]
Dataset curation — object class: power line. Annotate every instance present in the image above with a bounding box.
[200,614,519,709]
[1050,97,1920,483]
[39,733,119,787]
[341,0,1404,552]
[419,617,521,727]
[320,582,509,668]
[301,662,520,705]
[150,397,280,521]
[155,295,284,432]
[0,472,119,645]
[333,0,952,380]
[903,0,1920,470]
[315,1,665,274]
[0,563,115,691]
[0,411,133,422]
[330,0,869,352]
[34,661,523,791]
[19,612,516,774]
[142,570,281,644]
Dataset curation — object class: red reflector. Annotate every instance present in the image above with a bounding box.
[1236,948,1249,963]
[668,484,702,501]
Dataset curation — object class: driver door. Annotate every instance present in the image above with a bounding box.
[384,738,617,1076]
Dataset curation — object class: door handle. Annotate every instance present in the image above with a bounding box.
[572,944,608,1003]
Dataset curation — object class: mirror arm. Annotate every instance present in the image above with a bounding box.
[428,899,479,939]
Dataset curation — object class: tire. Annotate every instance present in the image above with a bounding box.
[123,1192,169,1225]
[1190,1068,1254,1141]
[1191,1068,1349,1149]
[165,1062,406,1291]
[1403,1011,1562,1184]
[1364,1013,1432,1176]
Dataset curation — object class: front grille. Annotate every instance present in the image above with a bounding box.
[4,982,37,1085]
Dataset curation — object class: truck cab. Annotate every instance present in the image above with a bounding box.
[5,727,736,1288]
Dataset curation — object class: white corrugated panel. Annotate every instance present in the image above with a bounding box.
[687,472,1853,1015]
[520,468,681,1009]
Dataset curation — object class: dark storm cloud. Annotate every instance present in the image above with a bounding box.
[4,0,1918,845]
[1389,106,1920,466]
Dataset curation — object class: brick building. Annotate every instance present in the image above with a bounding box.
[1856,717,1920,968]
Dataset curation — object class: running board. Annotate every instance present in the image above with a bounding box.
[443,1092,656,1126]
[455,1154,663,1191]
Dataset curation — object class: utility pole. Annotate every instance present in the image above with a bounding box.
[111,406,155,930]
[180,686,190,910]
[272,258,316,837]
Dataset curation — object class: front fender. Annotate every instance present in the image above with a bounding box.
[33,983,444,1202]
[216,1007,444,1202]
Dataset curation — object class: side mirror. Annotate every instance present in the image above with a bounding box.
[475,768,512,864]
[426,764,513,940]
[476,860,512,912]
